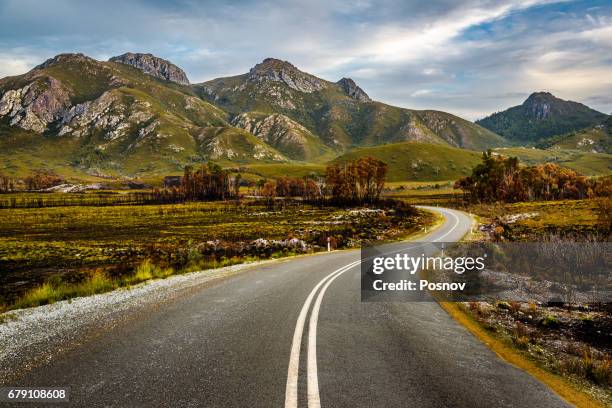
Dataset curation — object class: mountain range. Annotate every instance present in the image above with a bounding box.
[0,52,506,178]
[0,52,609,181]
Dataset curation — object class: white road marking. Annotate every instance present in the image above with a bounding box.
[307,261,359,408]
[432,208,461,242]
[285,207,466,408]
[284,260,361,408]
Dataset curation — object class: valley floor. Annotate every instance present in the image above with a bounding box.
[0,195,432,310]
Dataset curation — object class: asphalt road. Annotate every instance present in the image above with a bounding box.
[7,207,570,407]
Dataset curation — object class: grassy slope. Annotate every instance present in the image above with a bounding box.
[413,110,507,150]
[537,125,611,154]
[332,142,483,181]
[241,163,326,179]
[494,147,612,176]
[197,127,288,164]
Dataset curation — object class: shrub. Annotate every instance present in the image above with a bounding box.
[541,315,559,328]
[455,151,608,203]
[509,300,521,314]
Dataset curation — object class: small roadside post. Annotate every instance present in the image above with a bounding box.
[327,236,331,252]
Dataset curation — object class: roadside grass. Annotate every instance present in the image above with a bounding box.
[14,270,115,309]
[430,201,610,406]
[441,302,607,408]
[0,311,17,324]
[6,221,430,312]
[10,256,240,311]
[389,186,607,239]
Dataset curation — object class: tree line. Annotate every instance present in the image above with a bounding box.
[0,170,64,193]
[454,150,611,203]
[1,157,391,208]
[178,162,238,201]
[0,173,16,193]
[254,156,388,206]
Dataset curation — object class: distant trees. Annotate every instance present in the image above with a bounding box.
[250,157,388,206]
[455,150,611,203]
[0,173,15,193]
[261,181,277,207]
[596,197,612,232]
[325,157,388,204]
[180,163,235,201]
[24,171,63,191]
[3,157,391,207]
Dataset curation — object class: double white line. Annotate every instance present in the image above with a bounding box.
[284,259,361,408]
[284,207,463,408]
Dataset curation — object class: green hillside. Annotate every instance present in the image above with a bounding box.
[493,147,612,176]
[196,127,288,164]
[536,117,612,154]
[241,163,326,179]
[196,58,506,152]
[4,53,609,184]
[413,110,506,150]
[332,142,483,181]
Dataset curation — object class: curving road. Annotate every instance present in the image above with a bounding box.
[6,207,569,407]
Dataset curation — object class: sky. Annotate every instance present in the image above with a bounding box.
[0,0,611,120]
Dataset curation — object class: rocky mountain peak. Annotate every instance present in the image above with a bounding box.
[109,52,190,85]
[255,58,298,71]
[521,92,594,120]
[35,53,97,70]
[336,77,371,102]
[247,58,327,93]
[522,92,557,120]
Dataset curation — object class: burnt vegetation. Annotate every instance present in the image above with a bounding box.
[455,150,611,203]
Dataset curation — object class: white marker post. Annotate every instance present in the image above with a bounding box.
[327,237,331,252]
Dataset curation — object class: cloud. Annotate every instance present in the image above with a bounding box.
[410,89,433,97]
[0,51,43,77]
[0,0,611,119]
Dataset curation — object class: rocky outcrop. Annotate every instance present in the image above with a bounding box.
[58,91,155,143]
[336,78,371,102]
[197,127,287,162]
[231,112,332,161]
[247,58,327,93]
[523,92,553,120]
[232,112,311,146]
[109,53,190,85]
[0,77,71,132]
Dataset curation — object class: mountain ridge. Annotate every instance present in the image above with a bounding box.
[1,51,509,179]
[196,57,506,152]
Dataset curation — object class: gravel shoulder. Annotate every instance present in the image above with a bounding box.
[0,257,294,383]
